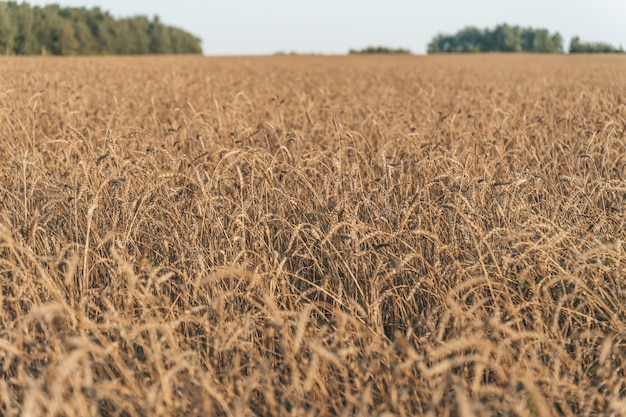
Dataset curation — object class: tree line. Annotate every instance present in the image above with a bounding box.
[0,1,202,55]
[428,24,623,54]
[428,24,563,53]
[349,46,411,55]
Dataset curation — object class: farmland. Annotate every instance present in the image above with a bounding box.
[1,54,625,416]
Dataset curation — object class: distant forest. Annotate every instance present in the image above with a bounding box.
[349,46,411,55]
[428,24,624,54]
[0,2,202,55]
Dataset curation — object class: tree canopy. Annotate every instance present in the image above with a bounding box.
[428,24,563,54]
[569,36,624,53]
[0,1,202,55]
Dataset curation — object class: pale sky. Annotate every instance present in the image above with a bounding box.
[23,0,626,55]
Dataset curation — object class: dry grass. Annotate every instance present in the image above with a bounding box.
[0,54,625,416]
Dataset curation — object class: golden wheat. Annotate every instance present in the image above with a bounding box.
[0,54,625,416]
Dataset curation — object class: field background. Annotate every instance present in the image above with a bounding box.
[1,54,626,416]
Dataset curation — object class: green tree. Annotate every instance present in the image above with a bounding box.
[148,16,172,53]
[520,28,536,52]
[168,26,202,54]
[457,27,485,52]
[570,36,582,53]
[0,1,16,54]
[535,29,556,53]
[428,33,462,53]
[73,20,94,54]
[125,17,151,54]
[551,33,563,53]
[493,24,521,52]
[427,37,440,53]
[11,3,38,54]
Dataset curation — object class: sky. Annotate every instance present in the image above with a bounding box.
[22,0,626,55]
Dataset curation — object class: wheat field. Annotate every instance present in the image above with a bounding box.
[0,54,625,416]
